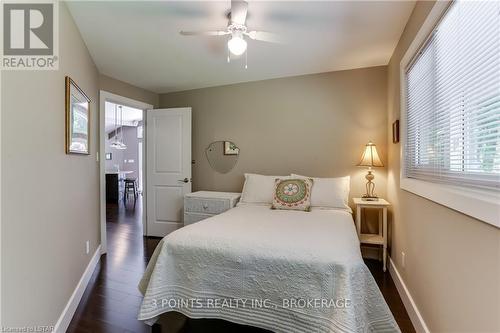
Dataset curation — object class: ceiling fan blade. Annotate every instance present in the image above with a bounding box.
[246,31,284,43]
[230,0,248,25]
[180,30,229,36]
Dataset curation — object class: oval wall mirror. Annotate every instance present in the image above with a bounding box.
[205,141,240,174]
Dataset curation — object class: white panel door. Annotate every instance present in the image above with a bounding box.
[146,108,191,237]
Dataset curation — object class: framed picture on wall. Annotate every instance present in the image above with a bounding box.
[66,76,91,154]
[224,141,240,155]
[392,120,400,143]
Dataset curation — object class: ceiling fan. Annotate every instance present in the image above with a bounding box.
[180,0,282,64]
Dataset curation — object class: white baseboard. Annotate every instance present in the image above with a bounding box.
[53,245,102,332]
[388,257,430,333]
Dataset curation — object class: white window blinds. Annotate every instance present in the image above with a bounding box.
[405,0,500,190]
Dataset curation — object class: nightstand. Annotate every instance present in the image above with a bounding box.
[353,198,390,271]
[184,191,241,226]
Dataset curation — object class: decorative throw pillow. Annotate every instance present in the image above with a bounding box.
[271,178,313,211]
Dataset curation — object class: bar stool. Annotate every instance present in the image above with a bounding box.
[123,178,137,203]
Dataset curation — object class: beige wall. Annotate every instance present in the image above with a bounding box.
[1,3,100,327]
[387,2,500,332]
[160,67,388,209]
[100,74,159,107]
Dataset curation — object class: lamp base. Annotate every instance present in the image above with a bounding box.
[361,195,379,201]
[362,170,378,200]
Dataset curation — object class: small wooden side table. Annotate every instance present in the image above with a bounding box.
[353,198,391,271]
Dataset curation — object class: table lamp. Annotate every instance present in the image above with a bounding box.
[357,141,383,201]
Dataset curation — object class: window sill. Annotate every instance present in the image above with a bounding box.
[400,178,500,228]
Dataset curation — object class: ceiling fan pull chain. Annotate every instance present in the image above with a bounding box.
[245,47,248,69]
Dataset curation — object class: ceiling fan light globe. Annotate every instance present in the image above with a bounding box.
[228,36,247,56]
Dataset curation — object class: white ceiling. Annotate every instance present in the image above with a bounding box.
[105,101,143,133]
[67,1,415,94]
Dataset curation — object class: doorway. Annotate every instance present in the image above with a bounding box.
[99,91,153,254]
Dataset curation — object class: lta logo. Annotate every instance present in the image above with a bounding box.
[1,1,58,69]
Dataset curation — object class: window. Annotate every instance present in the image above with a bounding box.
[404,1,500,191]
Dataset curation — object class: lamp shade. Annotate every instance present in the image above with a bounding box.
[357,142,383,167]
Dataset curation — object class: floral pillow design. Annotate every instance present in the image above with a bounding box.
[272,178,313,211]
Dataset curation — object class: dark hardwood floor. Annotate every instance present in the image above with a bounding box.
[68,199,415,333]
[365,260,415,333]
[67,199,160,333]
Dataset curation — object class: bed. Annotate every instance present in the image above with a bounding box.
[138,203,400,333]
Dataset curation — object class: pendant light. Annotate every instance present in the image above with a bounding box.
[110,104,127,150]
[117,105,127,150]
[110,104,121,149]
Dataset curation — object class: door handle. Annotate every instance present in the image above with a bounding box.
[178,178,189,183]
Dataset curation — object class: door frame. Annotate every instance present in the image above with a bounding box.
[99,90,153,254]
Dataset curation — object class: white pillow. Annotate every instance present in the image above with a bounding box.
[241,173,289,204]
[291,174,350,210]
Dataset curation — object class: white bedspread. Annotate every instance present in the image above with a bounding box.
[138,204,400,333]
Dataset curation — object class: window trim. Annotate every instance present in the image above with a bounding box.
[399,1,500,228]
